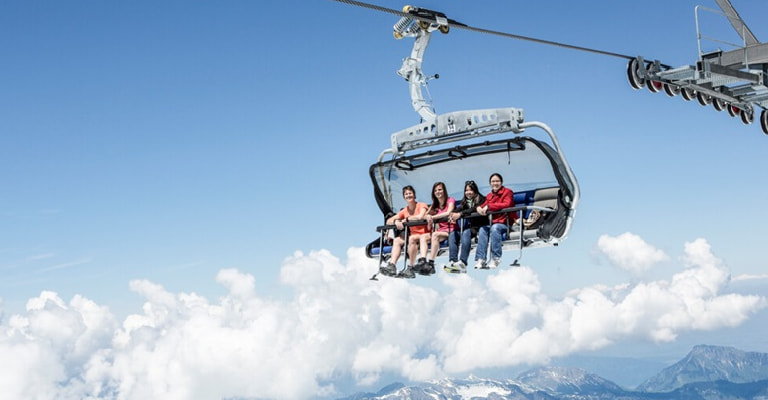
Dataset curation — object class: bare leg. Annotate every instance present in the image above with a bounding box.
[429,232,448,260]
[407,235,421,265]
[418,234,429,259]
[390,237,404,265]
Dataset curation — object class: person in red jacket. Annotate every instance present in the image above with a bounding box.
[474,173,517,269]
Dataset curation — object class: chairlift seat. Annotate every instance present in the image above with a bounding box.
[367,185,564,257]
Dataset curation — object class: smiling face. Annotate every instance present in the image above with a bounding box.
[431,182,448,208]
[464,184,476,198]
[433,184,445,200]
[489,173,503,193]
[402,187,416,204]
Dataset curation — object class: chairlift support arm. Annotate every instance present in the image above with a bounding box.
[393,6,451,122]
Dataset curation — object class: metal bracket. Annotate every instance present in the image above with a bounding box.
[390,107,525,152]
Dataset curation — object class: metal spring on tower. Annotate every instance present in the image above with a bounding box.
[393,16,414,35]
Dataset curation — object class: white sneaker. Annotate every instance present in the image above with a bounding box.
[474,259,486,269]
[489,258,501,269]
[455,260,467,273]
[444,261,463,274]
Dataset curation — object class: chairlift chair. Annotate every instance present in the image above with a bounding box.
[364,6,580,277]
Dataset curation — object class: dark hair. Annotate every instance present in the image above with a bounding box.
[402,185,416,197]
[489,173,503,183]
[430,182,448,213]
[463,180,480,199]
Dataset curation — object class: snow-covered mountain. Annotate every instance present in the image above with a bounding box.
[338,345,768,400]
[637,344,768,392]
[339,376,552,400]
[516,366,624,395]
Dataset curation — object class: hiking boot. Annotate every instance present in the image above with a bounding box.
[379,262,397,277]
[397,265,416,279]
[488,258,501,269]
[418,259,435,276]
[474,259,487,269]
[413,257,427,273]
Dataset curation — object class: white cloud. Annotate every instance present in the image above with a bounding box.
[0,291,115,400]
[0,239,765,399]
[733,273,768,282]
[596,232,668,274]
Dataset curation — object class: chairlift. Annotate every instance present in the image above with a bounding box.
[364,6,580,278]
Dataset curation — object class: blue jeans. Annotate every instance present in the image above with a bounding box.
[475,223,507,261]
[448,228,473,265]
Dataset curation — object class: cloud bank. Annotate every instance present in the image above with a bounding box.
[0,236,765,400]
[596,232,668,274]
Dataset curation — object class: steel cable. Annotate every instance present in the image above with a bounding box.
[330,0,642,62]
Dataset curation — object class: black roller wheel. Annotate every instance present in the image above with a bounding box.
[664,83,680,97]
[712,97,726,112]
[741,108,754,124]
[728,104,740,117]
[696,91,712,106]
[626,58,645,90]
[647,80,663,93]
[681,87,696,101]
[438,25,449,34]
[761,110,768,135]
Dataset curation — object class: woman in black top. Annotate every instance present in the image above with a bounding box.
[444,180,486,273]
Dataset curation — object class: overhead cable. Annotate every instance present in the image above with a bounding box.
[330,0,651,63]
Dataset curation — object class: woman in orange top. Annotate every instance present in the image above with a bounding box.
[379,185,430,278]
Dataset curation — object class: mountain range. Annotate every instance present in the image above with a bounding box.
[339,345,768,400]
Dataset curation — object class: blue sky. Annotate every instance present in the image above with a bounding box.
[2,1,768,398]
